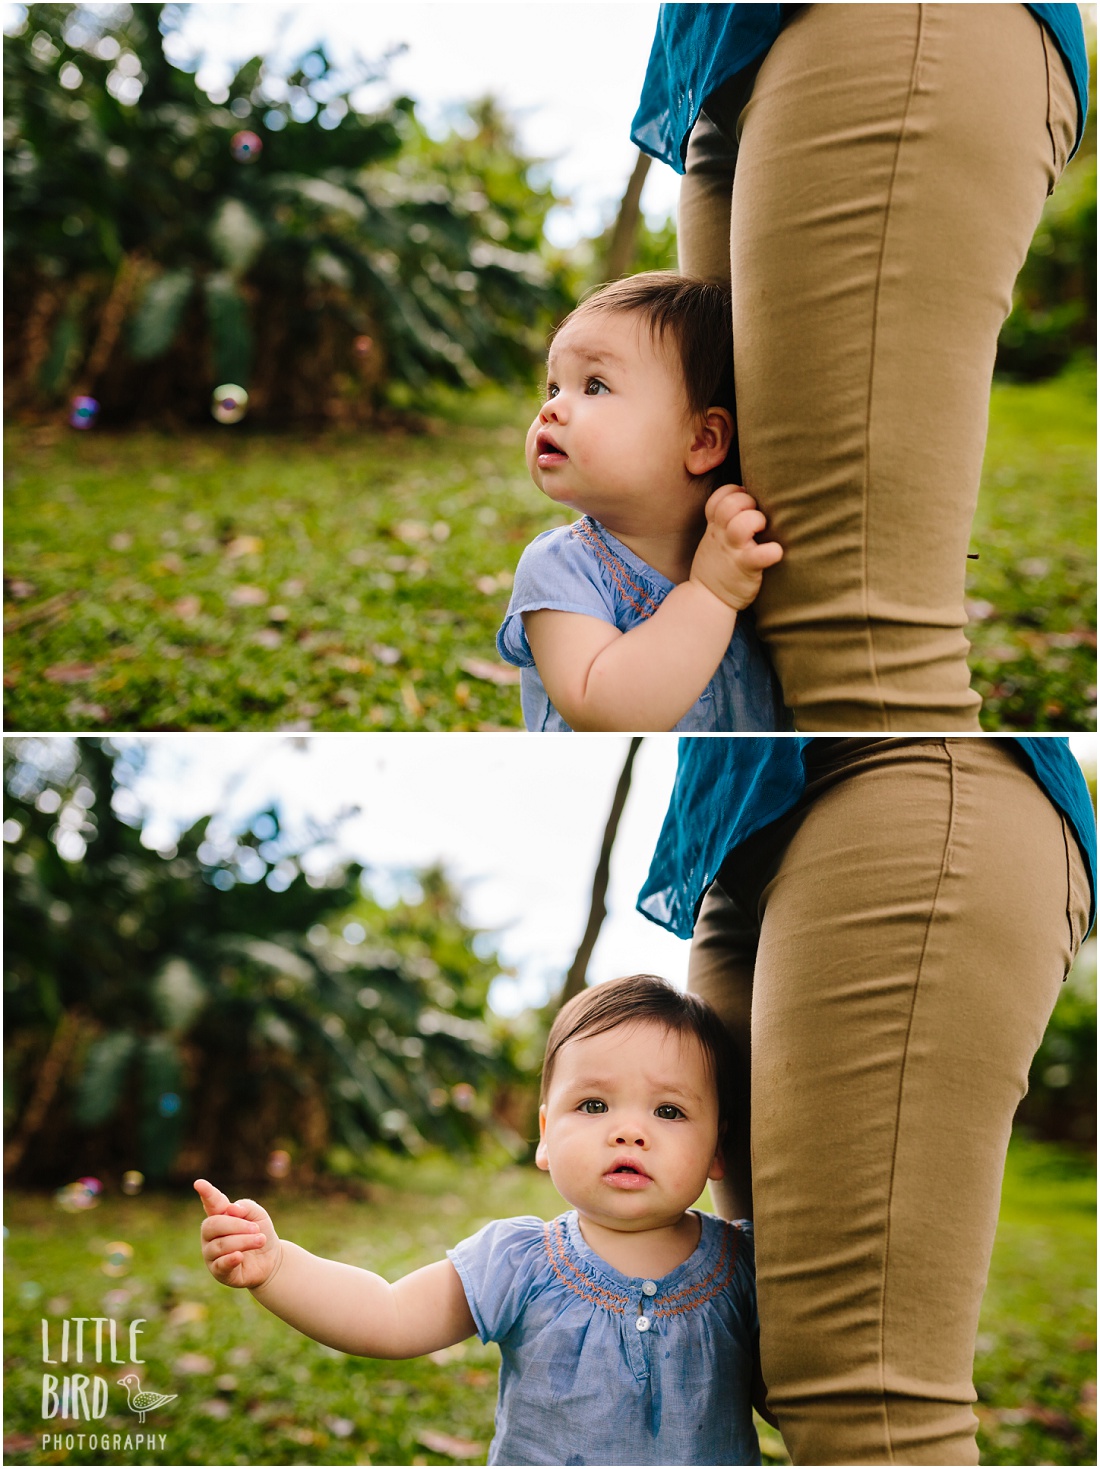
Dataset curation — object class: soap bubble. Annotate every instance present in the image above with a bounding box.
[212,384,248,424]
[121,1170,145,1196]
[230,130,262,163]
[102,1241,134,1277]
[157,1091,181,1117]
[54,1179,101,1212]
[265,1149,291,1179]
[69,395,99,430]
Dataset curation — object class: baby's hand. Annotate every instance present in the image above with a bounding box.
[690,485,783,611]
[195,1178,281,1291]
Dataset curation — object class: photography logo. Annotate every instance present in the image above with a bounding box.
[39,1315,176,1453]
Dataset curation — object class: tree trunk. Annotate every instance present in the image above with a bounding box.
[604,152,653,281]
[559,737,643,1008]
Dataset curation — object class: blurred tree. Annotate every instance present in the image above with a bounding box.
[3,3,572,425]
[3,737,521,1188]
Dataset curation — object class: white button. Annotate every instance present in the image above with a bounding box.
[642,1280,657,1296]
[636,1315,651,1332]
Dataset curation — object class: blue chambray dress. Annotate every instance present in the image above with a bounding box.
[496,517,789,732]
[447,1209,761,1466]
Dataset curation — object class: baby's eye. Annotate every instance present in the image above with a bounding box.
[578,1099,607,1114]
[655,1104,684,1121]
[585,378,609,396]
[545,382,559,400]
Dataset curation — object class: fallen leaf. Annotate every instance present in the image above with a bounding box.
[4,589,78,634]
[415,1429,482,1459]
[174,1352,215,1374]
[167,1302,208,1327]
[226,535,263,558]
[460,658,521,686]
[65,700,109,725]
[228,585,268,606]
[392,519,429,543]
[44,662,98,684]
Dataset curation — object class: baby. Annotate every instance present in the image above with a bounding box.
[496,272,788,731]
[197,974,771,1466]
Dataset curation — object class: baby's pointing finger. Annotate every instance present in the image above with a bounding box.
[194,1178,231,1215]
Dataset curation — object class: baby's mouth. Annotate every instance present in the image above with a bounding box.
[604,1158,652,1189]
[535,429,567,467]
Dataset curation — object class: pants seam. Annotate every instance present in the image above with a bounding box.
[863,4,926,730]
[878,739,956,1464]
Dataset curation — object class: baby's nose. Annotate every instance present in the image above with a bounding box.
[612,1124,648,1148]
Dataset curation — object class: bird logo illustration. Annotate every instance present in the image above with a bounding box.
[118,1373,178,1424]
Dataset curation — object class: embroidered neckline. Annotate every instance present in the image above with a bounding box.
[542,1212,741,1317]
[569,517,664,622]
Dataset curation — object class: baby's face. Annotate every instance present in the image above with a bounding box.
[526,311,706,538]
[536,1019,725,1235]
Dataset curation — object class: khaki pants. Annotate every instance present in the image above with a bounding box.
[689,739,1090,1464]
[679,5,1077,729]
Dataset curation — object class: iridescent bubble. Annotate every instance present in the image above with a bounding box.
[265,1149,291,1179]
[451,1083,476,1112]
[212,384,249,425]
[19,1281,43,1305]
[54,1180,100,1212]
[230,130,262,163]
[102,1241,134,1278]
[157,1091,181,1117]
[121,1170,145,1196]
[69,395,100,430]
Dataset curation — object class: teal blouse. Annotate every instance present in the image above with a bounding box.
[638,738,1097,940]
[632,3,1089,174]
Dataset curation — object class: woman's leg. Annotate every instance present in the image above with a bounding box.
[689,5,1077,728]
[721,739,1089,1463]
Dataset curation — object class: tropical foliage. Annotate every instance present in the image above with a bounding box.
[3,2,572,426]
[3,737,522,1187]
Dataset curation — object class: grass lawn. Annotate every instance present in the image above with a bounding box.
[3,1136,1095,1466]
[3,363,1095,731]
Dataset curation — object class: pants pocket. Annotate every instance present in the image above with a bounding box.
[1061,814,1090,977]
[1041,24,1076,191]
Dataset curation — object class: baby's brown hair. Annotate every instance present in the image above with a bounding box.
[555,271,736,424]
[540,974,738,1133]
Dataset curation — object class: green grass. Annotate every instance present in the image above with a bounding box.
[3,364,1095,731]
[3,1138,1094,1466]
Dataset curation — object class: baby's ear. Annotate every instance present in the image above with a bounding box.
[707,1120,727,1182]
[686,407,735,476]
[534,1104,550,1172]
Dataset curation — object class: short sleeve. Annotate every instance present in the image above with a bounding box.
[447,1216,549,1344]
[497,527,618,667]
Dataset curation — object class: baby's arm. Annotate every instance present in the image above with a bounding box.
[523,487,782,731]
[195,1179,475,1359]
